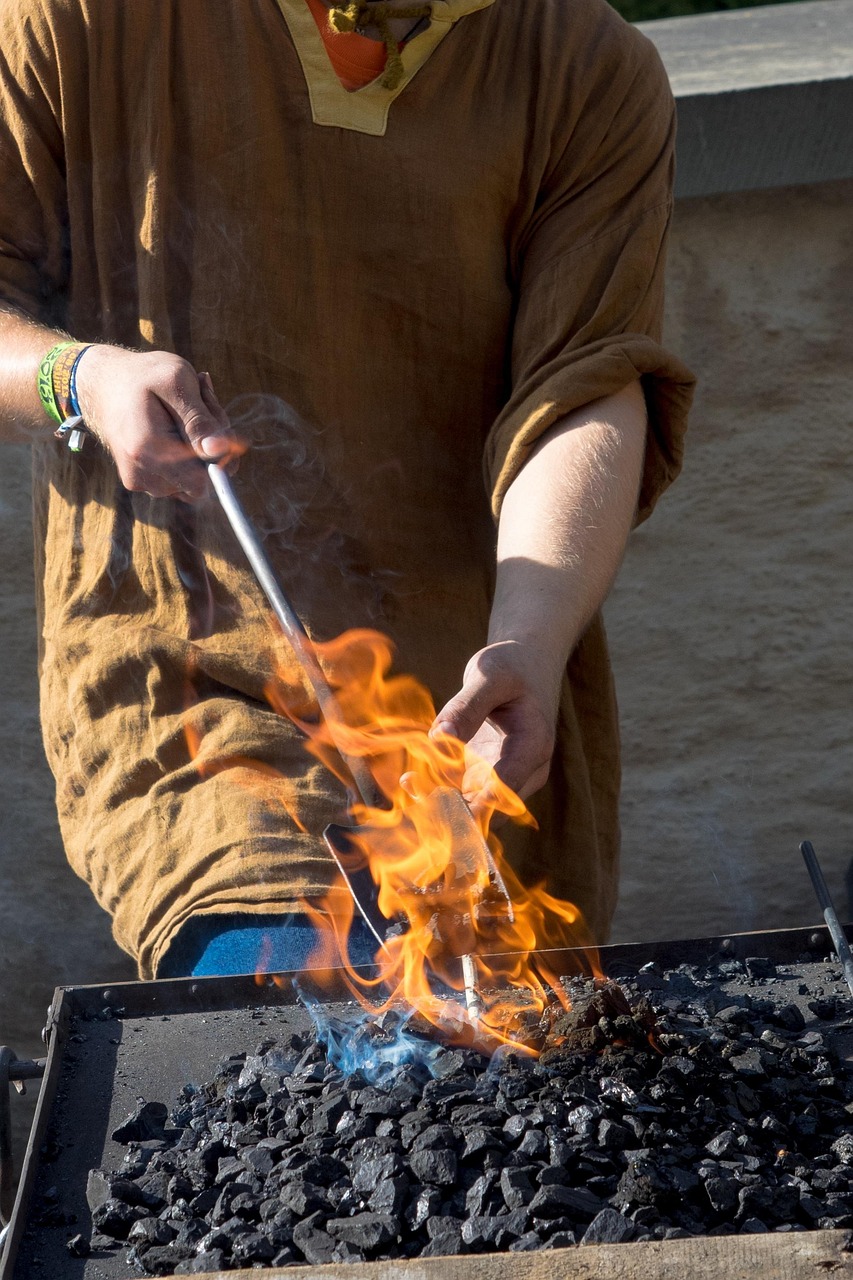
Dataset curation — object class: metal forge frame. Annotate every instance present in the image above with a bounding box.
[3,924,853,1280]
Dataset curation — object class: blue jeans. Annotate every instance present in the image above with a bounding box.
[157,912,378,978]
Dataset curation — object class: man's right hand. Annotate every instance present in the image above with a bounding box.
[73,345,236,501]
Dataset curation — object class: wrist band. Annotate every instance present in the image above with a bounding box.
[68,345,91,415]
[51,342,91,420]
[37,342,77,424]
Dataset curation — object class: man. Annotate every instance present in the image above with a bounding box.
[0,0,694,979]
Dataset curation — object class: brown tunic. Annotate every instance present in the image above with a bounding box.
[0,0,694,978]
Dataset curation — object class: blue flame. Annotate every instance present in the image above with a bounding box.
[296,986,444,1084]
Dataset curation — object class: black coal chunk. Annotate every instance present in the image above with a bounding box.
[326,1212,399,1250]
[500,1166,538,1210]
[421,1216,464,1257]
[112,1101,169,1144]
[87,1169,148,1212]
[127,1217,176,1248]
[702,1171,739,1214]
[462,1214,506,1249]
[91,1197,148,1240]
[231,1230,278,1264]
[173,1253,227,1275]
[581,1208,635,1244]
[129,1243,184,1275]
[529,1184,604,1220]
[291,1217,337,1264]
[65,1233,90,1258]
[368,1173,409,1216]
[409,1147,458,1186]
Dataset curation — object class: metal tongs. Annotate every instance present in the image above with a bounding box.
[209,464,514,1016]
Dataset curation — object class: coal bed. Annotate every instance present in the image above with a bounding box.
[6,927,853,1279]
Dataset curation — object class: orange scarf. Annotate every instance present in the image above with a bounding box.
[305,0,393,90]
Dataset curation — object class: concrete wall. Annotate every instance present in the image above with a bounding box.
[1,0,852,1177]
[605,1,853,942]
[607,175,853,943]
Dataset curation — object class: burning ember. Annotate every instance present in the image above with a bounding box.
[192,626,599,1051]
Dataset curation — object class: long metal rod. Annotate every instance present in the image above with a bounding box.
[207,464,382,809]
[800,840,853,1000]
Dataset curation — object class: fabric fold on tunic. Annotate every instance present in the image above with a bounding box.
[0,0,694,979]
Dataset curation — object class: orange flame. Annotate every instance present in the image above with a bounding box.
[253,628,600,1054]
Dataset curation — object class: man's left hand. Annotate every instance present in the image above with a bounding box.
[431,639,559,811]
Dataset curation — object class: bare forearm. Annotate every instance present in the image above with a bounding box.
[0,303,235,496]
[489,380,647,689]
[0,304,70,440]
[433,380,647,803]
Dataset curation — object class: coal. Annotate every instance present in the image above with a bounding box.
[174,1251,228,1274]
[65,1233,90,1257]
[86,1169,149,1213]
[91,1197,148,1239]
[409,1147,457,1185]
[326,1211,398,1249]
[422,1216,463,1257]
[86,964,853,1271]
[580,1208,635,1244]
[127,1218,177,1247]
[529,1184,604,1219]
[112,1101,169,1144]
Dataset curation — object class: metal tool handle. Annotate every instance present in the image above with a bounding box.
[207,463,383,810]
[800,840,853,1000]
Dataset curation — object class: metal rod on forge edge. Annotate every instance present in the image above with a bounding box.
[800,840,853,1001]
[207,463,382,810]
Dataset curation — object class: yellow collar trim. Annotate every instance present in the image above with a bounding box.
[275,0,497,136]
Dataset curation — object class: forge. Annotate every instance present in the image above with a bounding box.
[4,925,853,1279]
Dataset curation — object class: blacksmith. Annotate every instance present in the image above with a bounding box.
[0,0,694,978]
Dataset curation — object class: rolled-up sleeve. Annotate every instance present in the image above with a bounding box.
[484,23,695,523]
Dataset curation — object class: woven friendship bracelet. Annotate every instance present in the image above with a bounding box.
[37,342,77,425]
[51,342,91,420]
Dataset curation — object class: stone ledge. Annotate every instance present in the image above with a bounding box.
[638,0,853,197]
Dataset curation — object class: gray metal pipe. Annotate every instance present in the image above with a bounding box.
[207,463,383,811]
